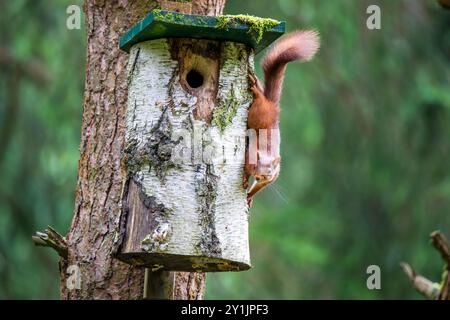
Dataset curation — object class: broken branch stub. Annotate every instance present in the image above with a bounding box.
[32,226,68,259]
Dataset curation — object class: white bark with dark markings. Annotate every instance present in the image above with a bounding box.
[117,38,254,272]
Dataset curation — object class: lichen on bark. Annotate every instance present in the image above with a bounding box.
[122,106,181,180]
[142,106,180,180]
[211,42,253,133]
[211,85,240,133]
[137,183,172,253]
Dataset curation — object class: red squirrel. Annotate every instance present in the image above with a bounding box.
[244,30,320,206]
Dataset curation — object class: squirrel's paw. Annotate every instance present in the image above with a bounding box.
[243,174,249,190]
[247,195,254,208]
[248,72,257,86]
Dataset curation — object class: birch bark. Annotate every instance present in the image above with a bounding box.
[117,38,253,272]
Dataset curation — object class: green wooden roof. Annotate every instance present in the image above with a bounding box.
[119,10,286,54]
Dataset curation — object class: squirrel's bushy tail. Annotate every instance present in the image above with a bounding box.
[262,30,320,104]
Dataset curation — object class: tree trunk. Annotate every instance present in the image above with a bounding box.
[62,0,226,300]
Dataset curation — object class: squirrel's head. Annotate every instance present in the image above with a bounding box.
[254,155,281,183]
[254,127,281,182]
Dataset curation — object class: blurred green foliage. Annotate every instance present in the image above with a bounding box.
[0,0,449,299]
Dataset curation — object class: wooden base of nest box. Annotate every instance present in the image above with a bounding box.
[116,252,251,272]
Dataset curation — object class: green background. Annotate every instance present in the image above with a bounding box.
[0,0,449,299]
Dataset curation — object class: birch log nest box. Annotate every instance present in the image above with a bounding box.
[114,10,285,272]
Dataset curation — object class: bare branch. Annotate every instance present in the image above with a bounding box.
[431,231,450,266]
[400,262,440,300]
[32,226,68,259]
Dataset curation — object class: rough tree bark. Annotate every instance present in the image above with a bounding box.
[61,0,226,300]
